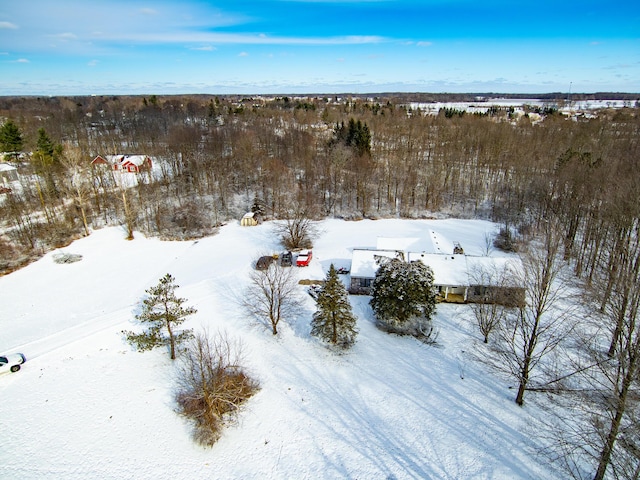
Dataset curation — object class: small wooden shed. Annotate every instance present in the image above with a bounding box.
[240,212,260,226]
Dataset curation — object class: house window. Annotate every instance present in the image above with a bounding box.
[352,278,372,289]
[474,286,488,296]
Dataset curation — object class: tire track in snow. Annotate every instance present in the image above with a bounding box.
[4,306,134,360]
[2,237,201,360]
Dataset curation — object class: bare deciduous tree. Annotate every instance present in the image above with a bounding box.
[121,189,136,240]
[60,145,92,236]
[176,329,259,446]
[469,264,512,343]
[275,205,319,250]
[498,224,575,406]
[244,262,301,335]
[592,238,640,480]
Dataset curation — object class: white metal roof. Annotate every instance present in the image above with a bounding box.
[376,237,425,252]
[350,249,402,278]
[465,256,523,287]
[352,248,523,288]
[408,252,469,287]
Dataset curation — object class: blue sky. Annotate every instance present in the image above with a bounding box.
[0,0,638,95]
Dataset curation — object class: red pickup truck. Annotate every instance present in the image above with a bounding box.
[296,250,312,267]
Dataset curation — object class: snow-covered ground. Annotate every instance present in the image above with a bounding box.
[0,219,564,479]
[408,98,632,115]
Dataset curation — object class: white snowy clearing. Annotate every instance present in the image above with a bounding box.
[0,219,564,479]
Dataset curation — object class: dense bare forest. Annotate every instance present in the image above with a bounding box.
[1,93,640,477]
[1,94,638,272]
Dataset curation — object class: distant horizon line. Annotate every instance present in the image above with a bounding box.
[1,91,638,99]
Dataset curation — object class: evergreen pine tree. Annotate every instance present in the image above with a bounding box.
[33,127,63,198]
[36,128,55,159]
[0,120,23,153]
[370,258,437,339]
[251,195,266,216]
[332,118,371,156]
[123,273,196,359]
[311,264,358,348]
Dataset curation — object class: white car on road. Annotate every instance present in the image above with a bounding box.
[0,353,26,374]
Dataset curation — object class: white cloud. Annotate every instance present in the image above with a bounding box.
[88,59,98,67]
[49,32,78,41]
[97,32,385,46]
[15,58,30,63]
[0,21,18,29]
[191,45,216,51]
[238,51,249,57]
[417,41,433,47]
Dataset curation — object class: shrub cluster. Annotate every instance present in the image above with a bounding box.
[175,331,260,446]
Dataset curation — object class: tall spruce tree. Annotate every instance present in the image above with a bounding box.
[34,127,63,197]
[0,120,23,153]
[123,273,196,360]
[311,264,358,348]
[370,258,437,339]
[37,127,52,154]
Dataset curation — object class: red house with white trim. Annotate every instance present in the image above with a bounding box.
[91,155,152,173]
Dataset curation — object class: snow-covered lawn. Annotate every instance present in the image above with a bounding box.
[0,219,563,479]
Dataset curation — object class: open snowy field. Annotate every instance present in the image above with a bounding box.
[0,219,564,479]
[408,98,631,115]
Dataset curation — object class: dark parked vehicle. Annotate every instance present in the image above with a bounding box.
[256,255,275,270]
[280,251,293,267]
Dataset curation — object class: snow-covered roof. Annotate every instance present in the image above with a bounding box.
[408,252,469,287]
[375,230,457,255]
[105,155,149,166]
[428,229,455,255]
[242,212,255,219]
[412,253,523,287]
[465,256,523,287]
[353,248,523,289]
[351,249,402,278]
[376,237,427,253]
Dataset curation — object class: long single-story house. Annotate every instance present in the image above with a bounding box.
[349,232,524,306]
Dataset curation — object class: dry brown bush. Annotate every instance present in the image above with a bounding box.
[175,330,259,447]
